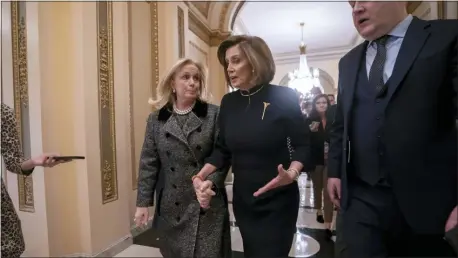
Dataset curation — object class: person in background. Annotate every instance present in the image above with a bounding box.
[193,35,310,257]
[302,101,313,117]
[327,94,336,105]
[306,94,333,238]
[310,86,323,98]
[134,58,231,258]
[328,1,457,257]
[1,103,67,258]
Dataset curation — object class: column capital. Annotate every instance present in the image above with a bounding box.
[188,10,231,47]
[210,31,231,47]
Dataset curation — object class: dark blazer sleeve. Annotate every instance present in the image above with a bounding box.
[206,107,230,189]
[326,105,337,142]
[328,61,345,179]
[1,104,33,176]
[282,88,310,166]
[454,30,458,122]
[136,113,161,207]
[205,95,232,170]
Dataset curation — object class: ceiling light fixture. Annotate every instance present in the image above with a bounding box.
[288,22,323,98]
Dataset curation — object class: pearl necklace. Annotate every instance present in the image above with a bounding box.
[173,102,195,115]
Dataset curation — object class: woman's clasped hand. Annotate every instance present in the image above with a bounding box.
[194,164,298,208]
[193,176,216,209]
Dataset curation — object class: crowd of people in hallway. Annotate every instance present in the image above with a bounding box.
[2,1,457,258]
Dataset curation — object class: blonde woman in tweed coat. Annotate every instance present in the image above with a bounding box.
[134,58,231,258]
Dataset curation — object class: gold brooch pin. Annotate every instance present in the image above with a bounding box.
[262,102,270,120]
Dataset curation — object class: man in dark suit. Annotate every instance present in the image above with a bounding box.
[328,2,457,257]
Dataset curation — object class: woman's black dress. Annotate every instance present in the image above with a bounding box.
[206,84,310,257]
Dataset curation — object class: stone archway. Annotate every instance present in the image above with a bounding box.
[206,1,423,33]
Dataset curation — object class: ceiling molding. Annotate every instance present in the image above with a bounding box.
[218,2,232,31]
[188,10,231,47]
[184,1,210,20]
[233,17,251,35]
[230,0,246,30]
[229,1,423,31]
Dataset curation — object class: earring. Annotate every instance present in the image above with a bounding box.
[252,69,255,73]
[173,89,176,93]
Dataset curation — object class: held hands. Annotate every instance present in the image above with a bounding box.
[253,164,296,197]
[193,176,215,209]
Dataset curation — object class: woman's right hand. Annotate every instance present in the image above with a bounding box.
[134,207,149,227]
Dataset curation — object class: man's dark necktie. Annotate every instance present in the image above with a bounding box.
[368,35,389,98]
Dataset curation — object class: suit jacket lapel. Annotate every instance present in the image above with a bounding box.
[158,100,208,147]
[386,17,430,102]
[183,112,203,138]
[163,116,188,145]
[343,42,367,117]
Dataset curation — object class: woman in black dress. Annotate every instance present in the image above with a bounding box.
[192,35,310,257]
[306,94,334,237]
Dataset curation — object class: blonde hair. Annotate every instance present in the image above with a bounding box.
[148,58,210,109]
[217,35,275,87]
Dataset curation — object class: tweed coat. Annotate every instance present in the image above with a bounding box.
[136,100,231,258]
[1,104,34,258]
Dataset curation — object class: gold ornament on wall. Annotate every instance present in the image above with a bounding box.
[178,6,185,58]
[97,1,118,204]
[150,1,159,97]
[11,1,35,213]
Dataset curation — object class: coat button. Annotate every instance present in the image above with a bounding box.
[192,162,197,168]
[197,127,202,133]
[175,202,179,206]
[176,216,180,221]
[165,133,170,138]
[166,151,171,156]
[170,167,175,172]
[196,145,202,151]
[172,184,177,188]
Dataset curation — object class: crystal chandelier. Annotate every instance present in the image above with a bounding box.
[288,22,323,98]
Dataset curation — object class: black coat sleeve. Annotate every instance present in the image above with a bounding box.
[282,88,310,167]
[205,94,232,169]
[206,108,230,189]
[328,61,345,179]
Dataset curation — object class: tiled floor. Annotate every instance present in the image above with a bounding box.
[122,173,336,258]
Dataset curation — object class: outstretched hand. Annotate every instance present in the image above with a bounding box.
[253,164,295,197]
[32,153,70,167]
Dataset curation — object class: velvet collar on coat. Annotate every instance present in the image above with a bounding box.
[158,99,208,121]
